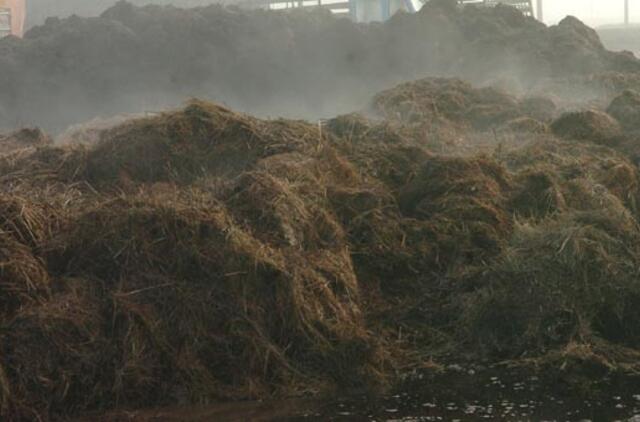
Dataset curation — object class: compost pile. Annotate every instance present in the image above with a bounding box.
[5,1,640,419]
[0,128,51,155]
[23,0,223,29]
[3,73,640,419]
[0,101,389,420]
[371,77,557,130]
[1,0,639,132]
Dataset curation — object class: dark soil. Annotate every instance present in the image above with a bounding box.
[1,0,639,133]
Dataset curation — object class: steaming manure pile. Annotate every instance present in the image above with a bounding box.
[3,80,640,420]
[2,0,640,132]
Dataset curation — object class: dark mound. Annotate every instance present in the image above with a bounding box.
[372,78,556,131]
[551,110,622,145]
[0,0,635,132]
[607,89,640,131]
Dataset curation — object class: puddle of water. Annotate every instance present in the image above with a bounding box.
[278,367,640,421]
[83,366,640,421]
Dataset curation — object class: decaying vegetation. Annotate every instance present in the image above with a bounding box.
[4,1,640,420]
[2,0,640,132]
[2,78,640,419]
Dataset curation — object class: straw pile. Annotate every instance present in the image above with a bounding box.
[0,101,383,420]
[458,139,640,361]
[550,110,623,145]
[0,129,51,155]
[607,89,640,131]
[3,77,640,419]
[372,78,556,131]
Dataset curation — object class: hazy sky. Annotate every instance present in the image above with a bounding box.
[541,0,636,26]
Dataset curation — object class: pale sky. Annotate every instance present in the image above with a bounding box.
[539,0,636,27]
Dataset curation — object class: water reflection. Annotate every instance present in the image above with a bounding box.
[280,367,640,421]
[84,367,640,421]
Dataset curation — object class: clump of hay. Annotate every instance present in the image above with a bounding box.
[517,97,557,122]
[509,168,566,219]
[551,109,622,145]
[459,208,640,359]
[0,196,57,246]
[325,113,433,189]
[0,280,108,419]
[0,145,88,191]
[0,128,51,156]
[86,101,321,187]
[28,192,379,415]
[499,138,640,213]
[397,155,513,266]
[0,196,53,318]
[372,78,556,131]
[606,89,640,131]
[372,78,519,129]
[0,234,49,318]
[499,117,549,134]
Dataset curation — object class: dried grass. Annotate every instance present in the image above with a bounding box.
[2,81,640,419]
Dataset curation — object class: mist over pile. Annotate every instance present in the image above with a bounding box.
[24,0,225,28]
[1,0,638,133]
[7,2,640,419]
